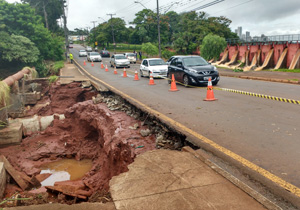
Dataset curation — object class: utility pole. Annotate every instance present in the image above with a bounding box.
[62,0,69,58]
[91,20,97,47]
[156,0,161,58]
[107,13,116,54]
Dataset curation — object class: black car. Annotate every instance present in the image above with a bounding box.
[100,50,110,57]
[167,55,220,86]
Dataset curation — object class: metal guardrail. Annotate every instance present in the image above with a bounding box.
[226,34,300,45]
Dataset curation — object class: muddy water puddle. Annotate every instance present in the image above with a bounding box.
[40,159,93,186]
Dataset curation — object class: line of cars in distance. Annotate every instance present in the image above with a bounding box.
[77,47,220,86]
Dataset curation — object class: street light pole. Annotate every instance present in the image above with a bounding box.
[107,13,116,54]
[134,0,161,57]
[91,20,97,47]
[61,0,69,57]
[157,0,161,58]
[134,1,147,9]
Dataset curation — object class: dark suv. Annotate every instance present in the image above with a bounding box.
[167,55,220,86]
[100,50,110,57]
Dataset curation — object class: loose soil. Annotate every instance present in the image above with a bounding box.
[0,82,156,207]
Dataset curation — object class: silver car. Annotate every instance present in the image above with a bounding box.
[87,52,102,62]
[110,54,130,68]
[124,53,137,64]
[86,46,92,52]
[79,50,87,57]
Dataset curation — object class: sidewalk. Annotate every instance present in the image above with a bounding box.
[109,148,274,210]
[218,68,300,85]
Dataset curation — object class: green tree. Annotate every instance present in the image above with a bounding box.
[0,0,63,61]
[200,34,227,60]
[141,42,158,57]
[21,0,64,33]
[0,32,40,63]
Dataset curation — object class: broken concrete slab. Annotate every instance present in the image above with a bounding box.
[110,149,266,210]
[0,121,23,145]
[0,155,29,191]
[0,162,6,199]
[23,92,41,105]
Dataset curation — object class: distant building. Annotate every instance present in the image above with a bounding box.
[237,27,242,38]
[246,31,251,41]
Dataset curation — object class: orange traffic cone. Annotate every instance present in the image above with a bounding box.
[123,68,128,78]
[169,74,179,91]
[134,70,139,81]
[204,78,217,101]
[149,72,155,85]
[83,60,86,66]
[105,65,109,72]
[101,62,104,69]
[91,61,94,67]
[113,66,118,74]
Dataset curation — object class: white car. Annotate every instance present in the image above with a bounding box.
[110,54,130,68]
[79,50,87,57]
[86,46,92,52]
[124,53,137,64]
[87,52,102,62]
[140,58,168,78]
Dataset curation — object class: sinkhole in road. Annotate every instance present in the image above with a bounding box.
[40,159,93,186]
[0,81,185,207]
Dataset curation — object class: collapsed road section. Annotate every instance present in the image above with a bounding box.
[0,80,184,207]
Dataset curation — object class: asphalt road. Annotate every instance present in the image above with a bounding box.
[70,45,300,191]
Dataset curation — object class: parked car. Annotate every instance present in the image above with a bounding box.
[79,50,87,57]
[139,58,168,78]
[86,46,92,52]
[100,50,110,57]
[87,52,102,62]
[110,54,130,68]
[124,53,137,64]
[167,55,220,86]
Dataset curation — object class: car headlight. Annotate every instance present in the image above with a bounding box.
[187,68,197,73]
[213,66,218,72]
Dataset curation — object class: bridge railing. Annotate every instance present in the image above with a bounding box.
[226,34,300,45]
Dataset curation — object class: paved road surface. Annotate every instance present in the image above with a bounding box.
[70,46,300,198]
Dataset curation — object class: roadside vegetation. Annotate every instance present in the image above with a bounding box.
[0,0,65,78]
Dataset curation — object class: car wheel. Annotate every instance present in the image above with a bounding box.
[111,63,113,67]
[128,66,130,68]
[183,75,191,87]
[134,62,136,64]
[167,74,171,84]
[140,69,144,77]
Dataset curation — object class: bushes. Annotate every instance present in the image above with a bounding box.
[201,34,227,61]
[162,50,175,60]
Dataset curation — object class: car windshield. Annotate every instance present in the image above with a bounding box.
[127,53,135,56]
[115,55,126,59]
[80,50,86,52]
[149,59,166,66]
[90,52,100,55]
[183,57,208,66]
[102,51,109,53]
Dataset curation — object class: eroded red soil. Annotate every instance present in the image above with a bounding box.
[0,82,156,205]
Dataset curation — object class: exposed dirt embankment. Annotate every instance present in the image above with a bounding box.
[0,82,156,205]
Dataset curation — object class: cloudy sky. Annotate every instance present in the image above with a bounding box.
[5,0,300,37]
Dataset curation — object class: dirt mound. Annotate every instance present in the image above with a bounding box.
[0,82,156,204]
[25,82,97,116]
